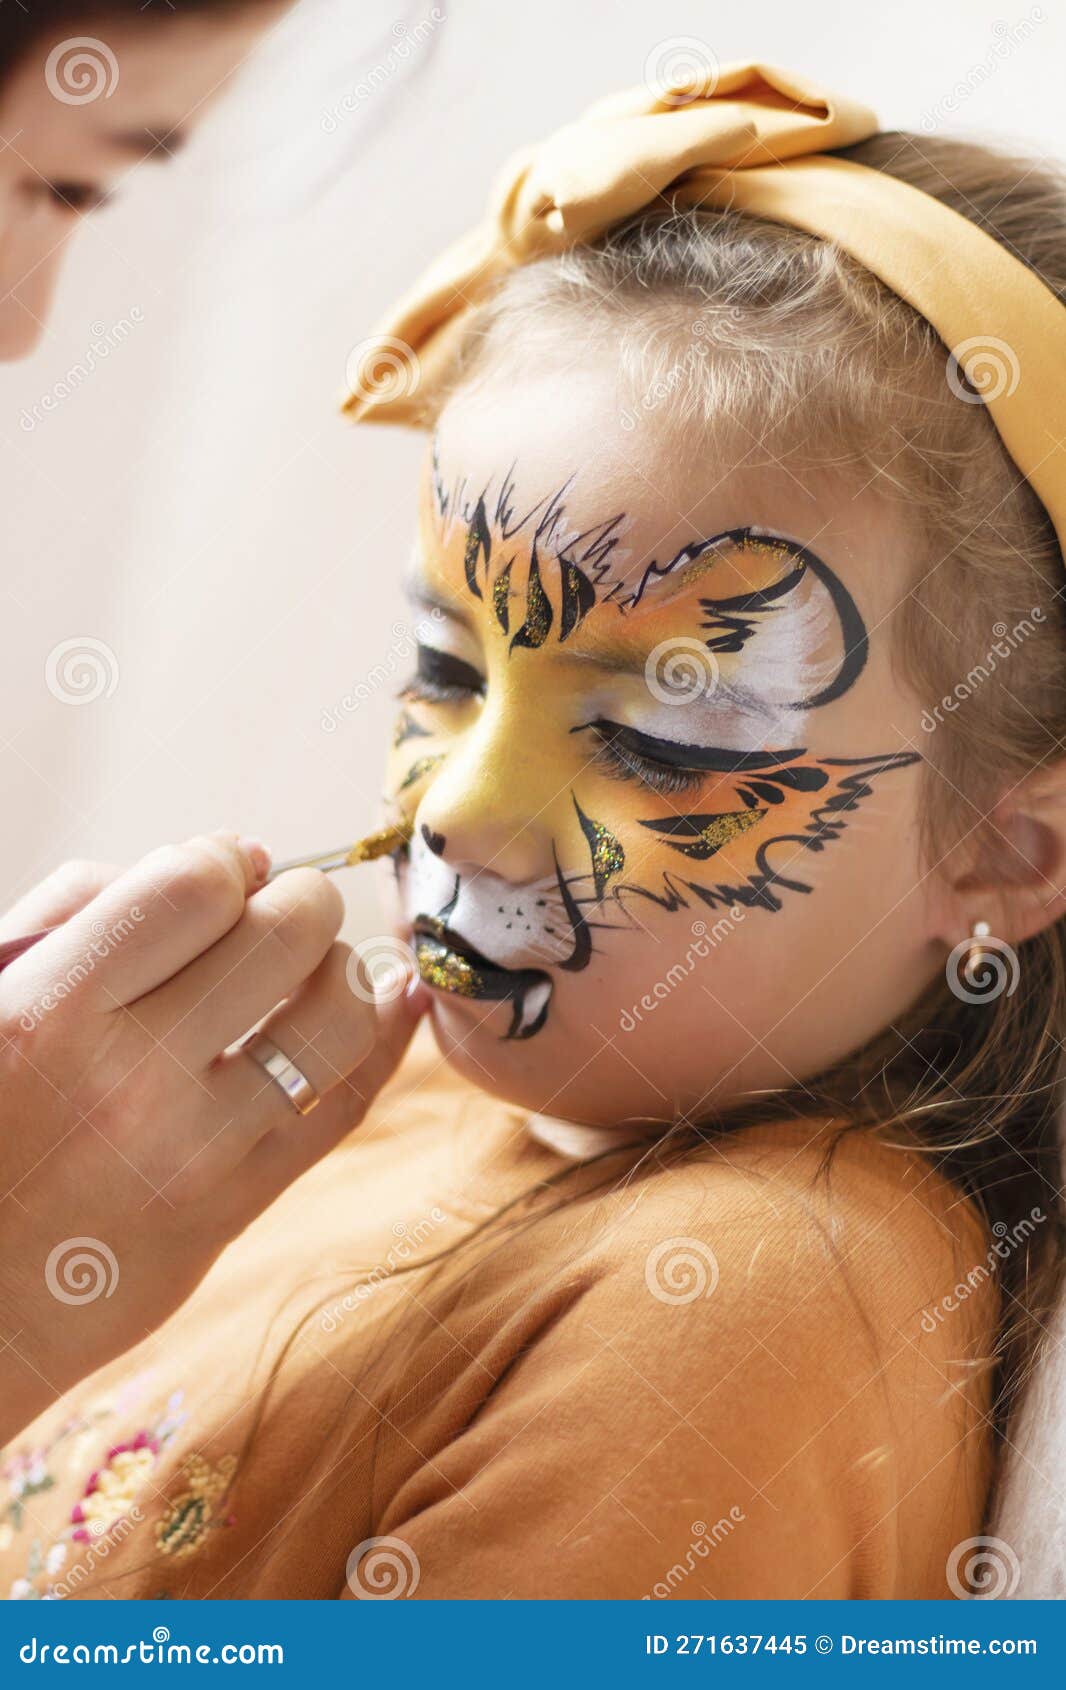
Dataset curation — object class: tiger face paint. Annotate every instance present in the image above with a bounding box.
[383,372,934,1127]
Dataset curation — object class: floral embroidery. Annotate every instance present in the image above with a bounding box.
[156,1453,238,1559]
[2,1378,187,1600]
[2,1448,56,1533]
[4,1381,241,1597]
[71,1433,161,1543]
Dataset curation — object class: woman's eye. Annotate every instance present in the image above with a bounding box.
[46,181,110,215]
[401,644,484,706]
[586,723,707,797]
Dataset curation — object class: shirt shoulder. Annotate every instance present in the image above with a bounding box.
[353,1119,997,1600]
[580,1119,995,1358]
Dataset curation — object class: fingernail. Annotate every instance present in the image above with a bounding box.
[239,836,272,882]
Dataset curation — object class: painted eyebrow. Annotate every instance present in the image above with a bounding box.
[403,563,791,720]
[402,575,772,712]
[621,525,818,612]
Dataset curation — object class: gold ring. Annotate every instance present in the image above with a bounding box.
[245,1034,320,1117]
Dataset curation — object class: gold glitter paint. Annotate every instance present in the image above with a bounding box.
[694,809,766,851]
[575,801,626,899]
[622,532,808,615]
[346,822,411,864]
[463,497,491,599]
[590,820,625,884]
[396,754,445,793]
[510,554,553,650]
[492,558,513,633]
[415,935,478,996]
[674,535,805,597]
[738,534,804,565]
[642,806,768,862]
[560,560,596,641]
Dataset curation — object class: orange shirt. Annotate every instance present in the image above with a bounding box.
[0,1028,995,1600]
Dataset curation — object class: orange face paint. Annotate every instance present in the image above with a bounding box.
[386,448,918,1037]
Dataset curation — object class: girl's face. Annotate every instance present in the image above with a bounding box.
[388,357,947,1127]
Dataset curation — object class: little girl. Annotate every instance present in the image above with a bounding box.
[4,60,1065,1601]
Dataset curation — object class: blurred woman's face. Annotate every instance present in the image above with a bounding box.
[0,7,282,359]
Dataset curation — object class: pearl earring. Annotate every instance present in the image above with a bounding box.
[969,919,992,971]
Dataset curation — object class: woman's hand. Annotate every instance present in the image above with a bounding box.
[0,834,423,1446]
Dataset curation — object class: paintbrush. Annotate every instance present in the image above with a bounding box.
[0,820,412,976]
[265,821,409,879]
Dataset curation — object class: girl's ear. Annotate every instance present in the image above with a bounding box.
[939,760,1066,945]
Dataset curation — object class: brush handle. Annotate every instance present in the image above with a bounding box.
[266,845,357,879]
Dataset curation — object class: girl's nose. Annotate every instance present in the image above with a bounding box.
[413,699,562,885]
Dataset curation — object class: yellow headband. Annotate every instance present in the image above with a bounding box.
[343,59,1066,565]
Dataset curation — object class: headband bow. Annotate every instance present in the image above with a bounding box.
[344,60,1066,567]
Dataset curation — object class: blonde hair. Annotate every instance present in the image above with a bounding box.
[424,129,1066,1438]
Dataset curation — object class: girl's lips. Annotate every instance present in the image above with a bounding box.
[411,918,553,1040]
[412,915,498,973]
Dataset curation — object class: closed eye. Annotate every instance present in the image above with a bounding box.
[585,728,705,796]
[574,718,804,796]
[401,643,484,706]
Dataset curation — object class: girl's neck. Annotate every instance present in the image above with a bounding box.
[523,1111,654,1161]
